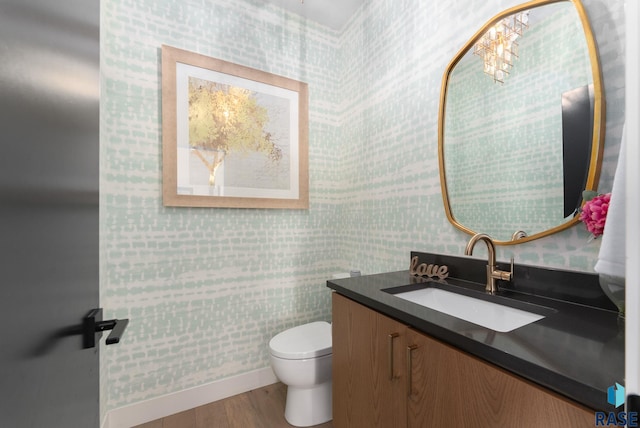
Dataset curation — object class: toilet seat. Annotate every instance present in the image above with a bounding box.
[269,321,332,360]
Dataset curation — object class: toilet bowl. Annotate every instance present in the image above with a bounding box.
[268,321,332,427]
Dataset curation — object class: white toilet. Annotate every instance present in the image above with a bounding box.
[268,321,332,427]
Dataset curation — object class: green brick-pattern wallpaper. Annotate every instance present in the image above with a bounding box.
[100,0,342,410]
[100,0,626,413]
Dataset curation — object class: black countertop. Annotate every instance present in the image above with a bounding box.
[326,254,624,412]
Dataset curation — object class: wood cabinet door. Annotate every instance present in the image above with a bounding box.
[406,329,594,428]
[332,293,408,428]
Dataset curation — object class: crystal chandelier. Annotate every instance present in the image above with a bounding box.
[474,11,529,83]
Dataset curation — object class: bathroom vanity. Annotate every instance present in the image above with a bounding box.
[327,253,624,428]
[327,0,621,425]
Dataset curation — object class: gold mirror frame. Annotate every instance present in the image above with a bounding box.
[437,0,605,245]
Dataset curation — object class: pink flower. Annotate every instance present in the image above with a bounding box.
[579,193,611,237]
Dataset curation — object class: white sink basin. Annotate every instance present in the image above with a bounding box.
[393,287,545,332]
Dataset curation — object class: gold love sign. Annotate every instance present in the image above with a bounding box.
[410,256,449,280]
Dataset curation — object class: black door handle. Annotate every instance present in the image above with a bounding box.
[83,308,129,348]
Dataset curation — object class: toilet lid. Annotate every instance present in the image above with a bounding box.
[269,321,332,360]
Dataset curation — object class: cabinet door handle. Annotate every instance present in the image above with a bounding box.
[388,332,400,380]
[407,344,418,396]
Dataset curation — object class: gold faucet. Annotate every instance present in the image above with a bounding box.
[464,233,513,293]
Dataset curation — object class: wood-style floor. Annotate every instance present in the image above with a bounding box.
[133,382,333,428]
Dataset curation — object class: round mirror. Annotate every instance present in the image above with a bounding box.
[438,0,604,245]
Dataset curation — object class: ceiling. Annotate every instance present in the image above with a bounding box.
[259,0,363,31]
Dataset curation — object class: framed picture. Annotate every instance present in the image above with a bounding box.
[161,45,309,209]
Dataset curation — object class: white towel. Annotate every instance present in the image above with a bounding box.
[594,124,626,278]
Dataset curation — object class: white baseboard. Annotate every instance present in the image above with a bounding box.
[105,367,279,428]
[100,411,110,428]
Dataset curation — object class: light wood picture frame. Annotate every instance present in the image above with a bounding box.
[161,45,309,209]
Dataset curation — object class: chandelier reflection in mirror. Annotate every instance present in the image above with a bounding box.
[473,11,529,83]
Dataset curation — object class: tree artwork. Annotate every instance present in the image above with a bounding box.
[188,77,283,185]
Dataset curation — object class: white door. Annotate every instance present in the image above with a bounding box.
[626,0,640,414]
